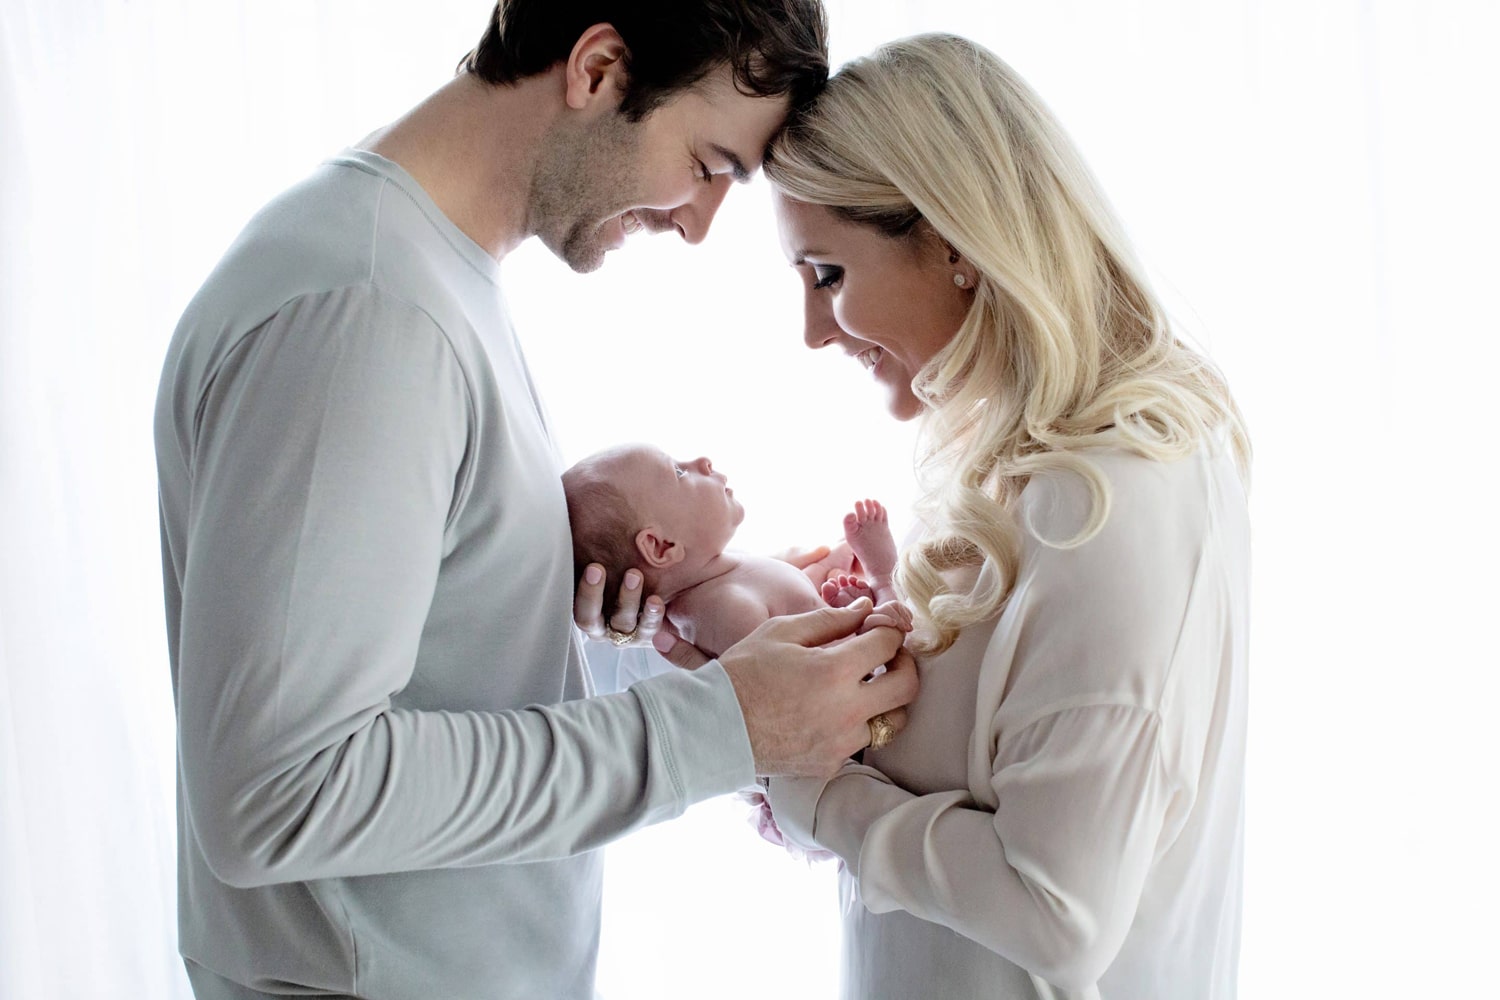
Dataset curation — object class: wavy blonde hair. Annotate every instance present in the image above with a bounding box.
[765,34,1250,654]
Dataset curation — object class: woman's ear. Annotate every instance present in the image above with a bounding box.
[635,526,686,568]
[939,237,979,291]
[563,23,629,110]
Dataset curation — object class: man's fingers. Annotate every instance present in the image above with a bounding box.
[865,706,910,747]
[653,628,712,670]
[860,647,920,716]
[635,596,665,642]
[760,598,879,648]
[573,564,607,638]
[608,570,644,633]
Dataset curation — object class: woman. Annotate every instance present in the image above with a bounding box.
[760,34,1251,999]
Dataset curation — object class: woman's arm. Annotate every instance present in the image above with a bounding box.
[770,451,1243,990]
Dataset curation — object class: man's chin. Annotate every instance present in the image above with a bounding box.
[558,240,607,274]
[541,229,609,274]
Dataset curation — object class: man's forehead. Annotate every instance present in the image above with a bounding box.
[678,70,791,174]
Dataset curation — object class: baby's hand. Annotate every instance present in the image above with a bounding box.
[859,599,913,634]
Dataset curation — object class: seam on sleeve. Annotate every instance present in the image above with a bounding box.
[636,687,686,808]
[367,180,384,286]
[329,879,361,994]
[995,700,1163,761]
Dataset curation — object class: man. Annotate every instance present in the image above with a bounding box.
[154,3,917,998]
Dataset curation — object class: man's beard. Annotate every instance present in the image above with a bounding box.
[529,110,642,273]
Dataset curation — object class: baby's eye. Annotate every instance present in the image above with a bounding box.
[673,465,687,479]
[696,160,712,183]
[811,265,843,290]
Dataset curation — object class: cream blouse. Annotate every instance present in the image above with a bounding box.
[770,447,1250,1000]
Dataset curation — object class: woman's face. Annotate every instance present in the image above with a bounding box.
[774,193,974,420]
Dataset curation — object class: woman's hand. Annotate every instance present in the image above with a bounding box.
[777,541,862,589]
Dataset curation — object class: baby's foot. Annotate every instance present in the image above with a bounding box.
[844,499,898,580]
[821,573,875,608]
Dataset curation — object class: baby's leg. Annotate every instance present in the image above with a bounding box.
[821,573,875,608]
[844,499,898,580]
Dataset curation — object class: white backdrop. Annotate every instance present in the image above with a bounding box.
[2,1,1497,998]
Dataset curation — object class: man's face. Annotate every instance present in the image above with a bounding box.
[531,66,791,272]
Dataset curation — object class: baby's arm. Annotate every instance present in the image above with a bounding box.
[668,581,776,662]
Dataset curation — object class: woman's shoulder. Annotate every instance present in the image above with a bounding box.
[1018,445,1244,553]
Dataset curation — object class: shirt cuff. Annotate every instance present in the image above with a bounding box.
[632,659,756,805]
[764,773,831,853]
[768,763,907,874]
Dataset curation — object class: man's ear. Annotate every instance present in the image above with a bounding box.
[563,23,629,111]
[635,526,686,568]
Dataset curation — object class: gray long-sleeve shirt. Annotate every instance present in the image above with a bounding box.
[154,150,755,998]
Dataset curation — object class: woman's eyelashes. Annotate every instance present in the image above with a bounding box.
[811,265,844,290]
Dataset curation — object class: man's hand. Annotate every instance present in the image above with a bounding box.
[717,600,918,778]
[573,563,666,649]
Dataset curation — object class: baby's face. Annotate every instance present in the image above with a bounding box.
[606,445,745,561]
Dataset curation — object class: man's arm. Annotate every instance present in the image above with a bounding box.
[174,287,755,887]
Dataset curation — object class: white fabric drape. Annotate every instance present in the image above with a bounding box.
[2,2,1496,998]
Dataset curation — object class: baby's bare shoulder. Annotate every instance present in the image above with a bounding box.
[728,555,824,616]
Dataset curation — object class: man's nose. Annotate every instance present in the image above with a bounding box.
[671,176,733,245]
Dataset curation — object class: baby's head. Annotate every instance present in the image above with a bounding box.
[563,444,744,605]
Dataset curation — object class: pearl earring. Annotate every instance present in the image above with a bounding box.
[954,273,967,287]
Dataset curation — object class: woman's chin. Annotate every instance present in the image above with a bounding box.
[885,387,925,422]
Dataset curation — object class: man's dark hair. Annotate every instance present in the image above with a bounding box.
[458,0,829,121]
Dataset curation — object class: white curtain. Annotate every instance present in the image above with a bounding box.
[2,2,1496,998]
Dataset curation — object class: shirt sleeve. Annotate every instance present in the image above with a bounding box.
[175,286,753,889]
[774,459,1208,991]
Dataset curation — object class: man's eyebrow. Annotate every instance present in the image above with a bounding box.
[710,144,752,184]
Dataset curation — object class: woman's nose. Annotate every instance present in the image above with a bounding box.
[803,293,841,350]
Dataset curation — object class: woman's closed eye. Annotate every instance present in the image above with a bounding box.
[673,464,687,479]
[811,265,843,290]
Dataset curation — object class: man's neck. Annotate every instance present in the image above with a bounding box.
[358,71,559,260]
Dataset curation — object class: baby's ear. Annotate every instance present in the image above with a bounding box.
[635,526,686,568]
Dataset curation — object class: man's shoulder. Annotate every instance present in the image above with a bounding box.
[193,160,388,307]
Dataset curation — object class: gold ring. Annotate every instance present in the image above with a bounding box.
[603,626,637,647]
[867,713,896,751]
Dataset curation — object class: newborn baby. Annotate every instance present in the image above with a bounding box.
[563,444,910,659]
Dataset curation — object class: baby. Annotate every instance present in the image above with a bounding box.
[563,444,911,659]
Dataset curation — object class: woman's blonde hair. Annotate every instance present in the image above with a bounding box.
[765,33,1251,654]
